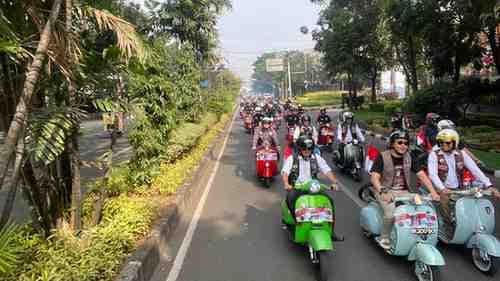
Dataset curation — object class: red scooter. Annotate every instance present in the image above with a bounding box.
[244,115,253,134]
[317,123,335,152]
[255,142,279,188]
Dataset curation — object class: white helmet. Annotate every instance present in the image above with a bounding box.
[437,119,455,131]
[255,107,262,112]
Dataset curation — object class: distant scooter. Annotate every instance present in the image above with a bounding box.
[436,187,500,275]
[281,180,339,281]
[317,122,335,153]
[255,141,279,188]
[360,192,445,281]
[333,139,364,182]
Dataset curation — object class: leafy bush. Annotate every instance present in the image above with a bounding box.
[383,100,402,117]
[368,103,385,112]
[1,196,155,281]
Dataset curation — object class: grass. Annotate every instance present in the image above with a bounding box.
[471,149,500,170]
[296,91,344,107]
[353,108,386,125]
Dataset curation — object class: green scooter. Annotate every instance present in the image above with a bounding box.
[281,180,338,281]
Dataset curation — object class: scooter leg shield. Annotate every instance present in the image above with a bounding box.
[467,233,500,257]
[281,201,294,225]
[407,243,445,266]
[308,229,334,251]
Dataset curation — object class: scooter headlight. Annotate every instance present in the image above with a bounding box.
[310,181,321,193]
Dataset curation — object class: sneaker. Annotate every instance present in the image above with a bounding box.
[375,237,391,250]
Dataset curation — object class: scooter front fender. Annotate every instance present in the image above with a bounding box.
[407,243,445,266]
[308,229,333,251]
[467,233,500,257]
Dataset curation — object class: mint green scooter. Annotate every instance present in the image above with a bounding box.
[281,180,337,281]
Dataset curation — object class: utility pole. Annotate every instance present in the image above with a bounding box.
[287,54,293,98]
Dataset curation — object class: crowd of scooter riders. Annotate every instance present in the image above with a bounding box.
[239,94,500,280]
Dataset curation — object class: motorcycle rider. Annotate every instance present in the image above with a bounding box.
[285,106,300,127]
[252,117,280,151]
[416,112,440,152]
[370,129,440,249]
[281,136,342,239]
[427,129,500,238]
[252,106,265,130]
[293,114,319,145]
[317,108,332,125]
[336,111,365,164]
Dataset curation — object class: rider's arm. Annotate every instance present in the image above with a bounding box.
[281,157,294,189]
[416,170,440,197]
[462,151,492,188]
[293,126,300,141]
[336,125,342,142]
[355,124,365,143]
[427,152,446,191]
[312,127,318,143]
[369,155,384,193]
[316,155,338,187]
[251,128,259,149]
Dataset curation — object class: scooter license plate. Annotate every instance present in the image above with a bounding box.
[395,212,436,228]
[257,153,278,161]
[295,207,333,223]
[411,228,434,235]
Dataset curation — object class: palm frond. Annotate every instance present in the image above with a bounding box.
[25,107,87,164]
[82,6,147,62]
[0,223,20,274]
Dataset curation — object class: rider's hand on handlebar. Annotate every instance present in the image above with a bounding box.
[380,192,393,203]
[284,183,293,191]
[441,188,452,194]
[430,192,441,202]
[330,182,338,191]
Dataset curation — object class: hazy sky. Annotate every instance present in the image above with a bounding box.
[129,0,321,83]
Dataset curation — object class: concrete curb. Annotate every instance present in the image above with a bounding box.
[115,112,235,281]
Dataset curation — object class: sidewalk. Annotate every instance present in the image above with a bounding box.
[0,119,133,223]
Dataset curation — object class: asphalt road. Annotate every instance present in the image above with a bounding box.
[151,109,499,281]
[0,119,132,223]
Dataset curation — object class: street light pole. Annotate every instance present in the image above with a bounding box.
[287,54,293,98]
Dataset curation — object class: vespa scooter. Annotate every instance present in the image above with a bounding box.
[437,187,500,275]
[360,193,445,281]
[281,180,338,281]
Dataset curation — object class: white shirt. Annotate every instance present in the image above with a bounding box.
[336,123,365,143]
[293,126,318,143]
[281,154,331,184]
[428,149,492,190]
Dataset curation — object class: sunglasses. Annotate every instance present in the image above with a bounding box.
[396,141,409,146]
[439,141,453,145]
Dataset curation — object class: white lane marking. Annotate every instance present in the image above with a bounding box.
[337,179,365,208]
[165,110,237,281]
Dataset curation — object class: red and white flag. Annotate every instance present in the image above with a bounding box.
[364,144,380,174]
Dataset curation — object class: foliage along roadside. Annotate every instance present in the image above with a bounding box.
[296,91,344,108]
[0,112,233,281]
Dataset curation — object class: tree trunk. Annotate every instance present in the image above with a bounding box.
[65,0,82,232]
[453,54,461,84]
[22,161,53,235]
[371,66,377,103]
[0,128,25,228]
[407,35,418,93]
[0,0,63,191]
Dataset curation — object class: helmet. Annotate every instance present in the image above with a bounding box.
[297,135,315,150]
[262,117,273,124]
[342,111,354,123]
[301,115,312,123]
[389,129,410,146]
[255,107,262,112]
[425,113,441,127]
[437,119,455,131]
[436,129,459,148]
